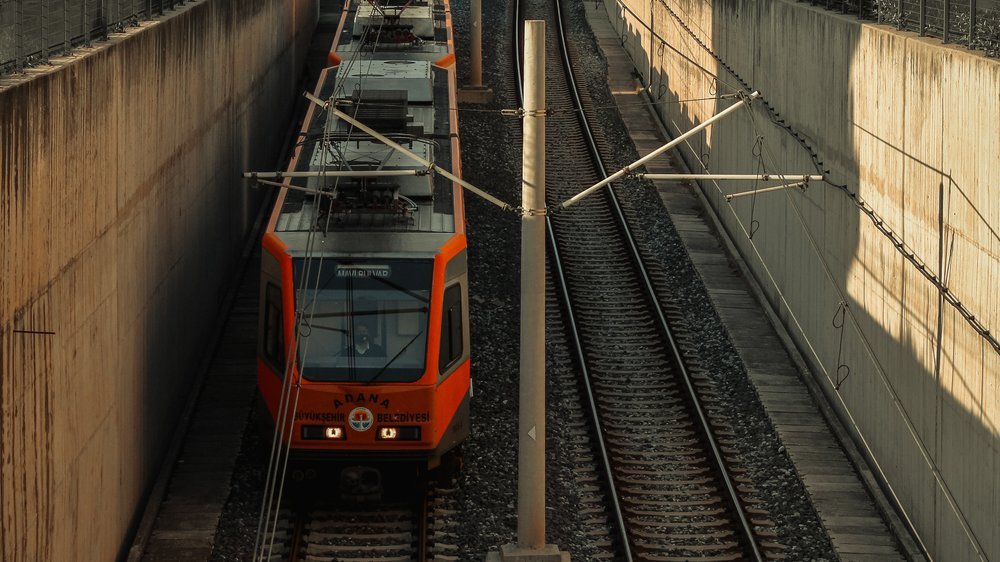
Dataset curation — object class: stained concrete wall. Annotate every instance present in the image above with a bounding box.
[0,0,316,559]
[601,0,999,559]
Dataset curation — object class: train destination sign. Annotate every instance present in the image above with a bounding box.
[336,265,392,278]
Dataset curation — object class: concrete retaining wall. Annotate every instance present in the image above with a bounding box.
[0,0,316,559]
[601,0,999,559]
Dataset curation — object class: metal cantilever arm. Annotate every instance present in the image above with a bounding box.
[560,91,760,209]
[244,170,425,179]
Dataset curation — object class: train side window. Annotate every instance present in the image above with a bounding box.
[264,283,285,369]
[439,283,464,374]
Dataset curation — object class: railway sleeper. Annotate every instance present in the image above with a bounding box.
[585,348,672,360]
[305,531,414,543]
[617,476,715,488]
[619,474,711,488]
[604,445,704,458]
[609,447,709,459]
[306,509,412,519]
[303,542,413,554]
[301,553,413,562]
[615,468,714,487]
[625,507,727,519]
[631,529,736,541]
[612,435,700,448]
[601,422,698,436]
[599,405,687,417]
[634,531,739,552]
[615,451,710,466]
[623,493,725,504]
[616,468,711,481]
[598,396,684,407]
[605,424,695,441]
[636,548,744,561]
[611,427,699,444]
[620,485,719,497]
[592,370,676,379]
[630,519,736,530]
[307,520,413,531]
[597,387,683,402]
[597,403,685,414]
[636,553,745,562]
[594,385,680,395]
[592,374,678,388]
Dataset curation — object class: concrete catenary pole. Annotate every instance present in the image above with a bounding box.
[487,21,566,562]
[518,18,546,551]
[459,0,493,103]
[471,0,484,88]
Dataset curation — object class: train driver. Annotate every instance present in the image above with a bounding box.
[343,322,384,357]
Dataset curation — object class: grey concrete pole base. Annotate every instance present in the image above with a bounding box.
[458,86,495,104]
[485,543,571,561]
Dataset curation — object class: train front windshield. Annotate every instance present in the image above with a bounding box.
[293,259,433,382]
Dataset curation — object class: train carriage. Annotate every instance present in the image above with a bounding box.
[256,0,469,475]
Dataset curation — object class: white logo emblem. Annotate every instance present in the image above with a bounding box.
[348,407,374,432]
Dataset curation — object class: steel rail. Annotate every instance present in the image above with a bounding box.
[286,514,305,562]
[415,479,430,562]
[515,0,766,559]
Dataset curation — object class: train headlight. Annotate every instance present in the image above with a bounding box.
[376,426,421,441]
[301,425,346,440]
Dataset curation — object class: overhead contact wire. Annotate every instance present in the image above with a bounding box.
[254,4,391,558]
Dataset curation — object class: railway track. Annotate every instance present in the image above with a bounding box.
[293,498,423,561]
[512,0,785,559]
[257,474,460,562]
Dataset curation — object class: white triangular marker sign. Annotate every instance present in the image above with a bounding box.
[528,426,536,441]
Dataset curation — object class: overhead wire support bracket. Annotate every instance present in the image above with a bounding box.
[304,90,330,109]
[501,108,552,117]
[244,170,429,179]
[725,180,810,201]
[633,173,824,183]
[250,179,336,198]
[626,173,825,201]
[560,91,760,209]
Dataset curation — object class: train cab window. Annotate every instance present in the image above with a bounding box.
[439,283,464,374]
[293,259,433,383]
[263,284,285,369]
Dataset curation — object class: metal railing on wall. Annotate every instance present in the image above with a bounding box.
[0,0,189,76]
[805,0,1000,56]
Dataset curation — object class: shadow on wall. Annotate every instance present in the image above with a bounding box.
[611,0,998,559]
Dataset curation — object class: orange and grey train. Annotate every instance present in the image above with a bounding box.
[256,0,469,477]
